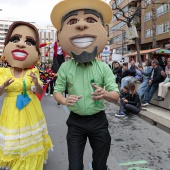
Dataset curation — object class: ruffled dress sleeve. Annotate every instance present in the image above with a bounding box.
[0,67,6,86]
[31,67,43,86]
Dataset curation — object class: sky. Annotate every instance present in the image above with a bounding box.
[0,0,110,27]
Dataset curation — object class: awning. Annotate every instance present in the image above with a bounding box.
[127,48,161,56]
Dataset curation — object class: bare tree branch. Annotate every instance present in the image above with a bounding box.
[111,0,143,65]
[112,0,142,27]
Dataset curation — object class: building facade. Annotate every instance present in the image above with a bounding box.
[39,26,57,63]
[141,0,170,50]
[0,20,13,58]
[109,0,141,60]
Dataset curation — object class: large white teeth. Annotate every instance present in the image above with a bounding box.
[72,37,94,48]
[13,52,27,57]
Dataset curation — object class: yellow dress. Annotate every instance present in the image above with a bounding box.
[0,67,53,170]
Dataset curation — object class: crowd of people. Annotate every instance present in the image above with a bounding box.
[112,57,170,117]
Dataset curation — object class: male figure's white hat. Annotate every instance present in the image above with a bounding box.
[51,0,112,30]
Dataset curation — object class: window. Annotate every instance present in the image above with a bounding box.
[141,55,146,62]
[156,4,169,17]
[156,22,169,35]
[110,22,126,34]
[129,56,136,62]
[144,12,152,22]
[145,29,153,37]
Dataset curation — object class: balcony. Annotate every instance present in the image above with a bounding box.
[126,40,136,45]
[129,0,140,3]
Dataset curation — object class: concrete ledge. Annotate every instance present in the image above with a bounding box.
[135,82,170,110]
[139,109,170,134]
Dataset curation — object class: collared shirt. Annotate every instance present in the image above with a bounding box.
[54,59,119,115]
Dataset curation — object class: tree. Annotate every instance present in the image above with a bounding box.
[112,0,143,65]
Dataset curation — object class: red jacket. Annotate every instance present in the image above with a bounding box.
[53,41,66,58]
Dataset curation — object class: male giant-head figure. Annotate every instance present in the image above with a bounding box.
[51,0,112,63]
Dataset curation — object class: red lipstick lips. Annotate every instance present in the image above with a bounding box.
[12,49,28,61]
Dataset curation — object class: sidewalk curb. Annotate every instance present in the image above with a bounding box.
[139,109,170,134]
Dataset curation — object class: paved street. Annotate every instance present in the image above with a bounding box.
[105,102,170,170]
[0,94,170,170]
[42,96,170,170]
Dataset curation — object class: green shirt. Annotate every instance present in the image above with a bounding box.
[54,59,119,115]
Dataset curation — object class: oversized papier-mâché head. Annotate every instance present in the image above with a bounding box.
[3,21,40,68]
[51,0,112,63]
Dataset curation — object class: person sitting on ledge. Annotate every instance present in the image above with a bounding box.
[137,59,152,103]
[157,58,170,101]
[141,59,163,107]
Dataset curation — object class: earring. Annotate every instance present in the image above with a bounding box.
[1,55,6,62]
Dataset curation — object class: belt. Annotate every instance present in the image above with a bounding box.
[70,110,105,119]
[6,90,33,97]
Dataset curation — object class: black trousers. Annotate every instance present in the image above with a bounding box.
[66,111,111,170]
[46,81,54,94]
[52,54,65,73]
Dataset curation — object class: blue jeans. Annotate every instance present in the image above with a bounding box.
[121,76,134,89]
[143,85,158,104]
[137,79,149,103]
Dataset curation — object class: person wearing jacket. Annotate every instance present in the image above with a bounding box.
[137,59,153,103]
[45,41,66,73]
[121,64,129,78]
[113,62,122,84]
[142,59,163,106]
[120,61,137,89]
[159,56,167,71]
[116,83,141,117]
[157,58,170,101]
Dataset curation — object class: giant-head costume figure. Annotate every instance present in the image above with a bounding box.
[51,0,112,63]
[3,21,40,68]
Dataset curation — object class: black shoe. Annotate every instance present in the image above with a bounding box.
[157,97,164,101]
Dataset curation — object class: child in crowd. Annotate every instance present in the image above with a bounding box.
[45,63,54,96]
[115,83,141,117]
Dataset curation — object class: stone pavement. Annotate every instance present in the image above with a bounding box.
[105,101,170,134]
[105,101,170,170]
